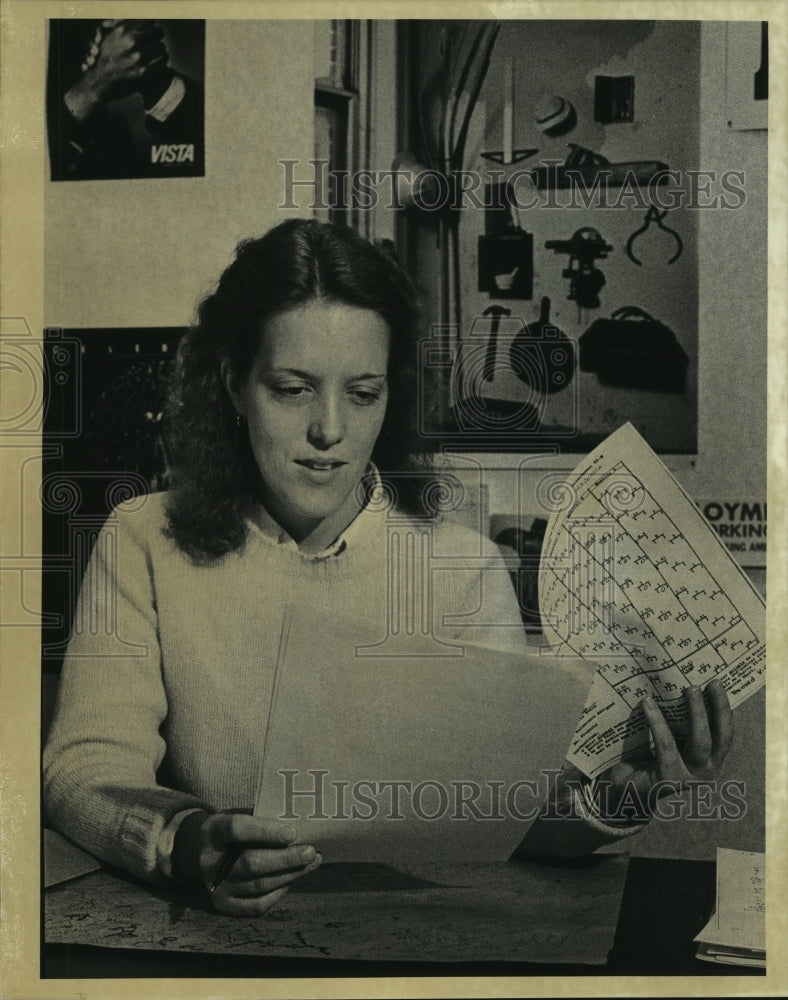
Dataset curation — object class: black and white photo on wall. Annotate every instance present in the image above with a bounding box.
[26,10,771,985]
[47,19,205,180]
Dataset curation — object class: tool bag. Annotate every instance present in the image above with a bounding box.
[578,306,688,393]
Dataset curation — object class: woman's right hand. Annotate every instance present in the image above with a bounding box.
[173,811,321,916]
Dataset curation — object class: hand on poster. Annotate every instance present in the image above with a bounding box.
[63,20,169,121]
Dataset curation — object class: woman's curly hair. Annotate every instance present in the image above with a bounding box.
[164,218,434,562]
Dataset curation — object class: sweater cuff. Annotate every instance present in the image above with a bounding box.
[117,789,213,882]
[573,778,650,839]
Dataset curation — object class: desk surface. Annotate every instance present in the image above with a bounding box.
[44,856,765,979]
[46,856,626,969]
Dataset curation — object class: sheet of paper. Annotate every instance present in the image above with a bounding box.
[254,605,595,862]
[538,423,766,778]
[46,857,629,965]
[695,847,765,953]
[43,827,101,888]
[695,941,765,968]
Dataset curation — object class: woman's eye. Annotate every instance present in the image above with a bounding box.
[350,388,382,405]
[273,384,310,398]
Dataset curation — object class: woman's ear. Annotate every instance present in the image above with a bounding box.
[220,359,245,417]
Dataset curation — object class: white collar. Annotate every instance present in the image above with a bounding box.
[251,465,385,559]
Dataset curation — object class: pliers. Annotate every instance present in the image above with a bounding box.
[626,205,683,266]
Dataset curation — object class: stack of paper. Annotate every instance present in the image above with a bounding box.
[694,847,765,968]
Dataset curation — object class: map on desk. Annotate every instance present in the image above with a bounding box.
[45,856,629,964]
[537,423,766,777]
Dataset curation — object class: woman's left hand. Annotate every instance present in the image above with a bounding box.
[593,678,734,822]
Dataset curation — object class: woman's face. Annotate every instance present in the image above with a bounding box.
[225,299,390,545]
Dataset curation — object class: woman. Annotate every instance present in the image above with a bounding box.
[44,219,733,916]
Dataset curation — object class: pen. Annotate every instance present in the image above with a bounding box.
[209,845,244,893]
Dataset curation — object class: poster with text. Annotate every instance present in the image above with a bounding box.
[47,19,205,180]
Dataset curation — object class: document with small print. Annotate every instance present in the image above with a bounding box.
[538,423,766,778]
[694,847,765,966]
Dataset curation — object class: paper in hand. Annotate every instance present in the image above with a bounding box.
[538,423,765,777]
[254,606,595,862]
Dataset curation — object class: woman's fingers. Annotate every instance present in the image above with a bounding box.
[641,695,684,780]
[231,853,322,897]
[642,680,734,783]
[706,678,734,767]
[224,843,318,882]
[209,845,323,916]
[206,812,298,853]
[199,812,321,913]
[682,685,713,768]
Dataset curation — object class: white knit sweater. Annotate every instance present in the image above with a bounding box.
[44,492,639,882]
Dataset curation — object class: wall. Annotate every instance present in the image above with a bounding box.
[695,21,767,501]
[461,19,700,453]
[45,20,315,328]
